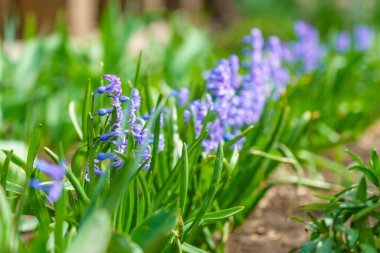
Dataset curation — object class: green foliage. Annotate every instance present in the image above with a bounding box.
[295,149,380,252]
[2,3,380,252]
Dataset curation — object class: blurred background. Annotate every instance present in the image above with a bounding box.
[2,0,380,38]
[1,0,380,150]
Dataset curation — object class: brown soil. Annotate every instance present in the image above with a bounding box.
[228,121,380,253]
[228,185,317,253]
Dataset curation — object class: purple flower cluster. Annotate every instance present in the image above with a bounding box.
[183,28,290,152]
[31,160,66,202]
[334,31,351,53]
[184,93,213,135]
[172,88,190,108]
[333,25,374,53]
[88,74,162,179]
[285,20,324,73]
[180,21,375,153]
[354,25,375,51]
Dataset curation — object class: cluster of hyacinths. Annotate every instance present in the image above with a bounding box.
[184,27,291,153]
[89,74,162,179]
[284,20,325,73]
[334,25,375,53]
[182,20,375,154]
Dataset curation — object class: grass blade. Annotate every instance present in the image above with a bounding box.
[1,150,13,191]
[0,187,18,252]
[182,243,208,253]
[69,101,83,141]
[183,143,223,241]
[180,144,189,214]
[82,79,92,142]
[1,150,26,170]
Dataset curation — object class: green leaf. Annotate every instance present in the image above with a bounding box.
[70,145,87,178]
[26,124,43,177]
[1,150,26,170]
[298,203,339,211]
[43,146,59,163]
[370,149,380,178]
[346,149,365,167]
[180,144,189,214]
[108,234,143,253]
[249,148,295,164]
[5,182,23,195]
[313,194,336,201]
[131,207,177,253]
[154,131,207,208]
[14,124,43,230]
[195,206,244,223]
[137,172,152,218]
[149,97,162,172]
[360,244,377,253]
[184,143,224,240]
[65,209,112,253]
[229,146,239,170]
[300,240,317,253]
[352,203,380,221]
[224,125,254,151]
[346,229,359,247]
[69,101,83,140]
[55,190,66,253]
[289,216,306,223]
[316,237,333,253]
[0,187,18,252]
[356,177,367,202]
[87,113,96,197]
[1,149,13,191]
[66,168,90,205]
[349,165,378,187]
[182,243,208,253]
[82,80,92,142]
[134,51,143,86]
[271,177,333,190]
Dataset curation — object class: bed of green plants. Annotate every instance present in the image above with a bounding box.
[294,150,380,253]
[1,2,380,253]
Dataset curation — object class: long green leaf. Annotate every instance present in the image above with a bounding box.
[131,207,177,253]
[185,206,244,225]
[1,149,13,191]
[349,165,378,187]
[65,209,112,253]
[69,101,83,140]
[55,191,66,253]
[184,143,223,241]
[182,243,208,253]
[82,80,92,142]
[108,234,143,253]
[0,187,18,252]
[1,150,26,170]
[154,131,207,208]
[180,144,189,214]
[201,206,244,222]
[14,124,43,231]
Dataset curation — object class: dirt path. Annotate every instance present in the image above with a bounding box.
[228,121,380,253]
